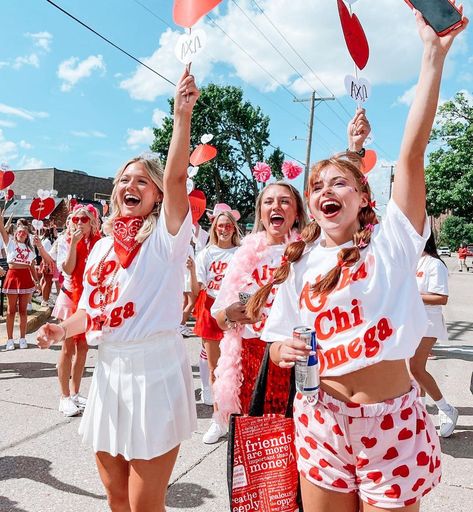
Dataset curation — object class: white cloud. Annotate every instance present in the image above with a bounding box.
[26,31,53,52]
[16,155,44,169]
[58,55,106,92]
[13,53,40,69]
[71,130,107,138]
[395,84,417,107]
[0,120,16,128]
[152,108,167,128]
[19,140,32,149]
[0,130,18,162]
[0,103,48,121]
[126,127,154,148]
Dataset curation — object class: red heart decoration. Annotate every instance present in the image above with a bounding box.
[188,189,206,224]
[384,484,401,499]
[367,471,383,484]
[398,428,414,441]
[416,451,429,466]
[383,447,399,460]
[5,189,14,201]
[299,447,310,460]
[380,414,394,430]
[0,170,15,190]
[332,478,348,489]
[392,464,410,478]
[337,0,369,70]
[362,149,377,174]
[361,436,377,449]
[190,144,217,166]
[173,0,223,28]
[30,197,55,219]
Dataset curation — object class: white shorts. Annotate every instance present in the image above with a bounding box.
[52,290,74,320]
[78,331,197,461]
[425,309,448,340]
[183,269,192,293]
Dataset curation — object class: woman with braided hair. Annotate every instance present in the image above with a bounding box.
[248,10,468,511]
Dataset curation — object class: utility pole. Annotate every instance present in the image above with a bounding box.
[381,163,396,198]
[293,93,335,191]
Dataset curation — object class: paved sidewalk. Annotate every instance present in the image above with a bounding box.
[0,258,471,511]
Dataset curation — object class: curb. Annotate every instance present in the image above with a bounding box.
[26,306,52,333]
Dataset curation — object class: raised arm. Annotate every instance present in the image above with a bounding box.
[0,211,9,246]
[163,69,200,235]
[394,7,468,234]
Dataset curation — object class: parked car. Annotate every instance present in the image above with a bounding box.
[439,246,451,257]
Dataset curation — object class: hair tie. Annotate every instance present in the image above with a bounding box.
[337,259,347,268]
[358,240,368,249]
[281,255,289,265]
[365,223,375,232]
[369,200,376,209]
[360,176,369,186]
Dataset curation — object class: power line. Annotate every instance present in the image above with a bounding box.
[45,0,175,86]
[267,143,305,166]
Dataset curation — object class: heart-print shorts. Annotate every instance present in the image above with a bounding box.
[295,384,441,509]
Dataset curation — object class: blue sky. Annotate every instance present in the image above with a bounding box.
[0,0,471,211]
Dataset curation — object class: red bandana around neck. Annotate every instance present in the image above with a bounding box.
[112,216,145,268]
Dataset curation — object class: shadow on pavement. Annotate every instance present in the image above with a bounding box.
[166,482,216,508]
[446,321,473,342]
[0,362,93,380]
[426,406,473,416]
[440,430,473,459]
[432,344,473,362]
[0,455,106,500]
[0,496,28,512]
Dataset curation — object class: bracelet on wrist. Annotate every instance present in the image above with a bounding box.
[224,310,237,330]
[347,147,365,157]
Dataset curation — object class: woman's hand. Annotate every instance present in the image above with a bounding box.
[174,69,200,118]
[415,4,468,56]
[275,338,312,369]
[37,323,65,349]
[347,108,371,152]
[70,227,84,245]
[186,256,195,272]
[226,301,252,325]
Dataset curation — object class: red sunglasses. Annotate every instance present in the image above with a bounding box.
[72,216,90,224]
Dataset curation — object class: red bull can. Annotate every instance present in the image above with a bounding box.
[293,326,319,397]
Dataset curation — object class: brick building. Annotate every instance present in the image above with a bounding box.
[12,167,113,202]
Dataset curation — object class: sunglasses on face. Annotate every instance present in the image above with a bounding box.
[72,216,90,224]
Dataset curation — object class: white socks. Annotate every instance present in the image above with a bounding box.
[435,397,452,414]
[199,348,211,397]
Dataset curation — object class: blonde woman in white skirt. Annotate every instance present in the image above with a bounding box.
[37,70,199,512]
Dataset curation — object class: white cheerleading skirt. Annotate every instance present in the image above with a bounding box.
[425,307,448,341]
[78,330,197,461]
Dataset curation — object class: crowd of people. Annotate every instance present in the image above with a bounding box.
[0,8,468,512]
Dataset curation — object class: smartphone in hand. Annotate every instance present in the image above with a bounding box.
[238,292,252,305]
[404,0,463,36]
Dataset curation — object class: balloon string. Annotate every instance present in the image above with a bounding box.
[186,27,192,104]
[349,3,360,111]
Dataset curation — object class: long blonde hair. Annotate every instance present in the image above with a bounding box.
[252,181,308,234]
[71,206,100,238]
[103,156,164,243]
[209,212,242,247]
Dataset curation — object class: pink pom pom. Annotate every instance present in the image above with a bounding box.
[282,161,303,180]
[252,162,272,183]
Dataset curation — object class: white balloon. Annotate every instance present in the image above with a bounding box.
[186,178,195,194]
[0,191,5,200]
[37,189,51,200]
[187,165,200,178]
[50,189,58,197]
[32,219,44,231]
[67,194,72,200]
[201,134,214,144]
[345,0,359,4]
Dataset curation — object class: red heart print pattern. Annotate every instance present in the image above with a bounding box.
[367,471,383,484]
[309,467,323,481]
[332,478,348,489]
[398,428,414,441]
[429,458,435,474]
[435,457,440,469]
[412,478,425,492]
[383,447,399,460]
[343,463,356,473]
[384,484,401,499]
[304,436,317,450]
[404,498,417,506]
[319,458,332,468]
[332,424,344,436]
[323,442,337,456]
[326,402,340,413]
[416,451,429,466]
[400,407,413,420]
[356,457,369,469]
[366,498,378,506]
[299,447,310,460]
[314,410,325,424]
[345,445,353,455]
[296,392,303,400]
[392,465,410,478]
[416,419,426,434]
[361,436,377,449]
[380,414,394,430]
[299,414,309,428]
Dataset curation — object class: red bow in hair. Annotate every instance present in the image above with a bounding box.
[369,200,376,209]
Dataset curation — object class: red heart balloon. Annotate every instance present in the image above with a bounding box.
[173,0,222,28]
[5,189,14,201]
[189,189,207,224]
[337,0,369,70]
[30,197,56,220]
[362,149,377,174]
[0,170,15,190]
[190,144,217,166]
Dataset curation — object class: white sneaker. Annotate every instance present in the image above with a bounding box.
[19,338,28,349]
[48,299,56,308]
[40,301,49,307]
[203,420,227,444]
[439,406,458,438]
[5,339,15,351]
[202,386,213,406]
[27,303,33,312]
[59,396,81,417]
[71,393,87,410]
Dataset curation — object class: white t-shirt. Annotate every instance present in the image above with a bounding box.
[262,200,430,377]
[6,239,35,265]
[193,225,209,254]
[78,211,192,345]
[211,243,286,339]
[41,238,53,254]
[195,245,238,298]
[416,255,449,311]
[56,236,72,290]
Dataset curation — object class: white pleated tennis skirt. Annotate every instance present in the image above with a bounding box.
[78,330,197,461]
[425,308,449,340]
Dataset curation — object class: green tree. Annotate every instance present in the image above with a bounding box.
[426,91,473,218]
[151,84,284,221]
[439,215,473,250]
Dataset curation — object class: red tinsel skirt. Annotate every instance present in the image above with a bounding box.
[239,336,291,415]
[193,291,223,342]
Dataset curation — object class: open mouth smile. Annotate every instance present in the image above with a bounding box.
[320,199,342,218]
[123,193,141,207]
[269,214,285,228]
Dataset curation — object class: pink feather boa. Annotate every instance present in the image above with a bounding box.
[213,230,299,424]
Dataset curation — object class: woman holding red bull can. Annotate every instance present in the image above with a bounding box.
[248,12,467,511]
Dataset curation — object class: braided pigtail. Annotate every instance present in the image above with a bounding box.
[246,221,321,321]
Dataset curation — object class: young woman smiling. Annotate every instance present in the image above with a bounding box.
[37,70,199,512]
